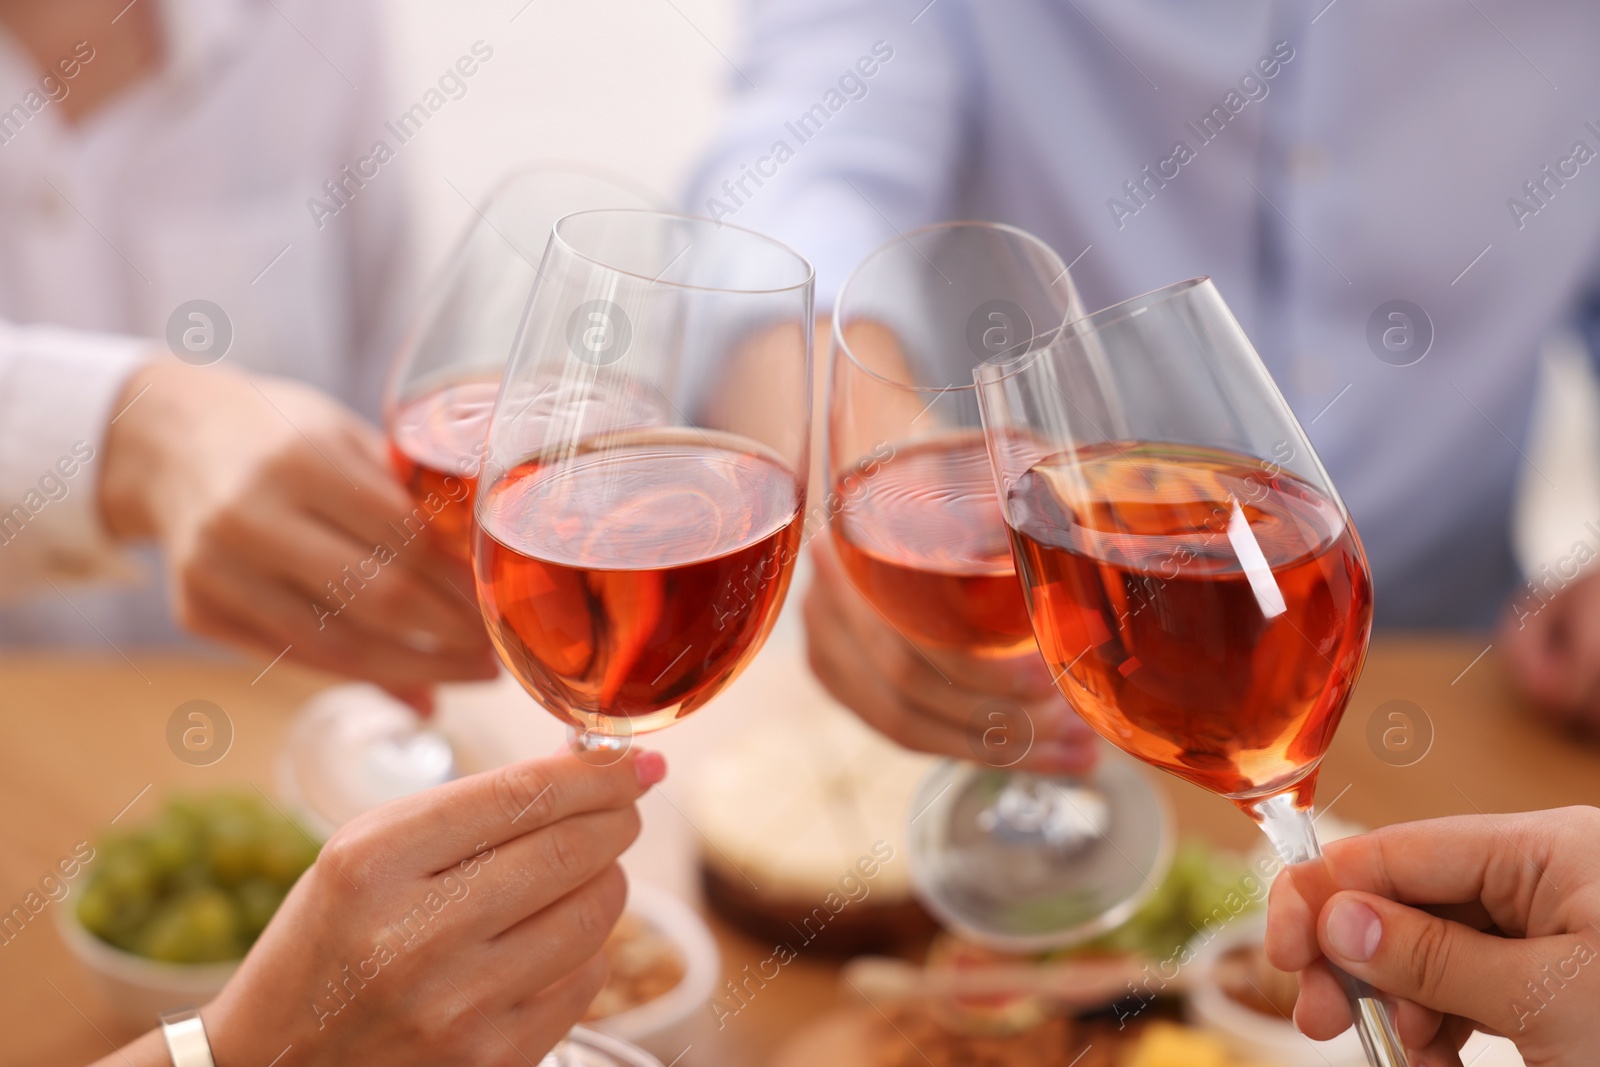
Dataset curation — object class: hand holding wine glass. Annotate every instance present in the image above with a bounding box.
[1266,807,1600,1067]
[975,278,1405,1064]
[100,361,497,707]
[385,166,663,563]
[805,521,1098,774]
[115,749,663,1067]
[813,222,1097,775]
[473,208,813,751]
[469,207,812,1065]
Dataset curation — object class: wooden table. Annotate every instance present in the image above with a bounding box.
[2,634,1596,1067]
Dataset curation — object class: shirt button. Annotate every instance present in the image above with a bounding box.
[1287,144,1328,183]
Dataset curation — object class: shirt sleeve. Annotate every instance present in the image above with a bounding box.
[683,0,971,313]
[0,320,149,597]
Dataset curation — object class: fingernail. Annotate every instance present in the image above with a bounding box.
[634,750,667,787]
[1326,899,1381,962]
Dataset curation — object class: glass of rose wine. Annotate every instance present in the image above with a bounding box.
[974,277,1405,1066]
[829,222,1172,951]
[473,207,813,758]
[279,170,666,838]
[385,165,662,562]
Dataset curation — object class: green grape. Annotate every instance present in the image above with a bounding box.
[139,888,242,963]
[170,857,215,894]
[144,813,204,878]
[99,848,157,900]
[206,811,264,887]
[257,821,318,886]
[83,791,316,962]
[76,882,120,939]
[234,878,287,942]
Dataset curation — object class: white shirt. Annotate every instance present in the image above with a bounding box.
[0,0,413,646]
[686,0,1600,628]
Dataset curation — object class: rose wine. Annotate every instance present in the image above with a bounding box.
[832,433,1034,655]
[1007,442,1372,802]
[474,429,802,735]
[388,378,499,560]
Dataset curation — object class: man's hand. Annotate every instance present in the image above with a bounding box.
[100,361,496,703]
[1266,808,1600,1067]
[1500,570,1600,731]
[804,534,1098,773]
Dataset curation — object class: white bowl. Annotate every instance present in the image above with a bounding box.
[1184,914,1365,1066]
[588,881,721,1061]
[57,875,717,1052]
[55,902,237,1028]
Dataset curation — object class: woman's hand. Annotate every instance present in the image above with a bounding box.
[100,361,497,707]
[1266,806,1600,1067]
[181,749,667,1066]
[804,534,1097,773]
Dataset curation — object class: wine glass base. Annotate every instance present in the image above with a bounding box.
[974,773,1110,850]
[277,684,460,837]
[906,748,1173,953]
[542,1026,663,1067]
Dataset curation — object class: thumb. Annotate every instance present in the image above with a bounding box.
[1318,890,1578,1036]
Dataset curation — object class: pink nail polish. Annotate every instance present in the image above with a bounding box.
[634,750,667,787]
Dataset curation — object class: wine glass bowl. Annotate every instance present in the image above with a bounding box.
[385,165,662,560]
[827,221,1079,657]
[976,279,1373,808]
[826,223,1177,952]
[975,277,1401,1066]
[473,209,814,744]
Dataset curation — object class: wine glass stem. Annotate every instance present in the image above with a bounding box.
[1248,792,1410,1067]
[567,724,628,754]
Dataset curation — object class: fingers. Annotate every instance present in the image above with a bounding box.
[1313,890,1555,1034]
[504,952,612,1062]
[804,584,1095,771]
[363,750,665,874]
[804,541,1097,771]
[1274,813,1575,946]
[1289,958,1351,1038]
[231,500,486,656]
[477,864,629,1004]
[180,553,497,686]
[1500,573,1600,721]
[465,809,641,937]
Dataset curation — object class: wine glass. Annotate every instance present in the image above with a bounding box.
[828,221,1171,952]
[386,165,663,562]
[280,169,664,837]
[973,277,1404,1066]
[473,207,813,754]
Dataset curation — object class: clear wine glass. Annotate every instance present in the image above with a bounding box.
[280,168,663,837]
[386,164,662,562]
[828,221,1172,952]
[974,277,1404,1066]
[473,206,813,753]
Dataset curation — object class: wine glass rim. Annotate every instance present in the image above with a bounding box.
[550,208,815,295]
[832,219,1073,395]
[973,276,1214,386]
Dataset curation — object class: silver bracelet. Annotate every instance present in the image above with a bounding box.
[158,1007,217,1067]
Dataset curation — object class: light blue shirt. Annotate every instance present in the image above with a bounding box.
[686,0,1600,629]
